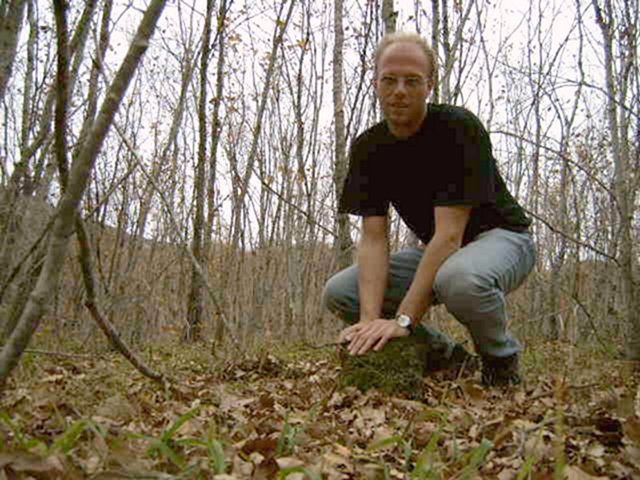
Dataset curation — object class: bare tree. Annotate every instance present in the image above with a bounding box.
[592,0,639,358]
[184,0,215,342]
[333,0,353,271]
[205,0,231,345]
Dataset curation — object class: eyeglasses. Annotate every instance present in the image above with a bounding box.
[379,75,427,91]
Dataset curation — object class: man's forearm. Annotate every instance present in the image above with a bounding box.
[357,236,389,322]
[398,234,461,324]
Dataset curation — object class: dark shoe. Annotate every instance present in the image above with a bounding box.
[481,353,521,387]
[425,343,479,377]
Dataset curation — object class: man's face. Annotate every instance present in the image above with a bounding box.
[375,42,433,136]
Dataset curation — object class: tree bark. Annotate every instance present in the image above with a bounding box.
[333,0,353,271]
[0,0,27,103]
[592,0,640,359]
[185,0,215,343]
[381,0,397,33]
[205,1,229,346]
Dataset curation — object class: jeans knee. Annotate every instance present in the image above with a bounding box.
[321,276,339,312]
[434,262,488,310]
[321,271,356,316]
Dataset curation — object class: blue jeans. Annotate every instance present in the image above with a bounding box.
[322,228,536,358]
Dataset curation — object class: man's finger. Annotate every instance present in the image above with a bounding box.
[373,335,388,351]
[349,331,368,355]
[357,333,380,355]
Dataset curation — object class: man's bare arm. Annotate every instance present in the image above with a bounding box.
[358,215,389,322]
[397,205,471,326]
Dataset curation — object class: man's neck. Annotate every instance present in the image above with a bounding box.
[386,108,427,139]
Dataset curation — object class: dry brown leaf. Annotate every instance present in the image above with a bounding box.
[563,465,609,479]
[95,393,137,424]
[361,462,385,480]
[523,430,554,459]
[497,468,517,480]
[623,444,640,468]
[232,455,254,477]
[322,447,354,475]
[0,452,72,479]
[252,457,279,480]
[369,425,396,449]
[585,442,606,458]
[623,416,640,446]
[241,437,279,458]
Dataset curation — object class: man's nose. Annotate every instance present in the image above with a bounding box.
[392,82,408,96]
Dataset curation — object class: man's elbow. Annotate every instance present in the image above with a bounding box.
[434,230,464,251]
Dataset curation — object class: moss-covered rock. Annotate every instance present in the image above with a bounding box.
[338,336,428,399]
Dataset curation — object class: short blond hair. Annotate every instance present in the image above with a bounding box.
[374,32,438,88]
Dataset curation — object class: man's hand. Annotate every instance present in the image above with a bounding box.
[338,319,409,355]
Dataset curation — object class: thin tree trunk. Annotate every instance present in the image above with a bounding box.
[0,0,27,103]
[333,0,353,270]
[592,0,640,359]
[185,0,215,342]
[207,3,228,344]
[204,0,230,254]
[381,0,397,33]
[431,0,440,102]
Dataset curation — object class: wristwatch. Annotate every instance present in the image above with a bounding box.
[396,314,414,334]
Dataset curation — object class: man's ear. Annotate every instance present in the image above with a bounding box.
[425,80,435,97]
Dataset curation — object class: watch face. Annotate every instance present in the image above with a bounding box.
[397,315,411,328]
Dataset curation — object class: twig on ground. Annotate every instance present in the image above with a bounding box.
[527,382,599,402]
[76,216,170,384]
[24,349,97,359]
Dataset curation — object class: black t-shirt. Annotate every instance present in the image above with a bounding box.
[339,103,531,245]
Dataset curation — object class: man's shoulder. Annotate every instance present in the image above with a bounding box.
[352,121,392,149]
[426,103,490,145]
[428,103,485,128]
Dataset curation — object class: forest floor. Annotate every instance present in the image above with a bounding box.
[0,338,639,479]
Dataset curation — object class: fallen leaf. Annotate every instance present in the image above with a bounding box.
[623,445,640,469]
[0,452,71,479]
[563,465,609,479]
[253,457,279,480]
[95,393,137,424]
[497,468,517,480]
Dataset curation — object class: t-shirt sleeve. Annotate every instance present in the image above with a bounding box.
[338,136,389,216]
[432,113,496,207]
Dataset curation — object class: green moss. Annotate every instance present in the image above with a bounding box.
[339,337,428,399]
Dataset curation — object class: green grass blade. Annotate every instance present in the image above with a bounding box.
[50,419,88,454]
[516,456,536,480]
[0,411,25,447]
[208,438,226,474]
[161,407,200,442]
[155,439,186,469]
[459,438,493,479]
[411,425,443,479]
[367,434,402,451]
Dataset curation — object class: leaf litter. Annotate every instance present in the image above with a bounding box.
[0,341,638,479]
